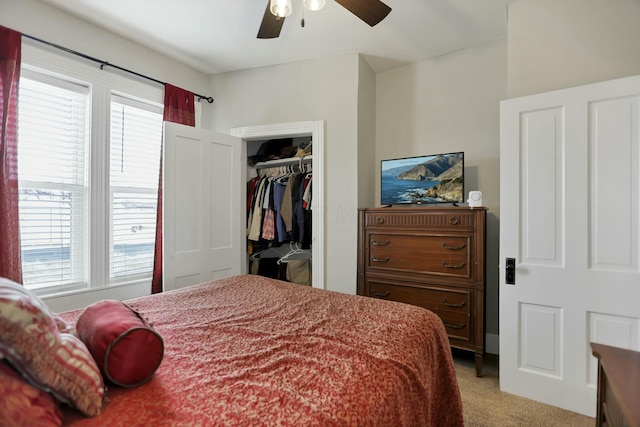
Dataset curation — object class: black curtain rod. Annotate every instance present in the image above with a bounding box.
[22,33,214,104]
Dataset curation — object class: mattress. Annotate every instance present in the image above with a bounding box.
[60,274,464,426]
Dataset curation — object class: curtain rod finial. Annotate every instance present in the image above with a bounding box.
[197,96,214,104]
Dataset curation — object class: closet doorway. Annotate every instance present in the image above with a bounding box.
[231,121,325,290]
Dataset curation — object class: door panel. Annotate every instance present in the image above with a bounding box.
[587,312,640,385]
[519,303,562,378]
[589,96,639,271]
[500,75,640,417]
[173,135,201,254]
[520,107,564,266]
[163,123,243,291]
[210,142,233,249]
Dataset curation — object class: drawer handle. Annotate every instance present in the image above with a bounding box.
[371,289,390,298]
[372,256,391,263]
[442,242,466,251]
[449,217,459,225]
[441,261,466,269]
[375,216,385,224]
[444,322,466,329]
[441,299,466,308]
[371,239,390,246]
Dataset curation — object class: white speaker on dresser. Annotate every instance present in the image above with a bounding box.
[467,191,483,207]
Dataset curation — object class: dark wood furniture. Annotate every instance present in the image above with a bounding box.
[591,343,640,427]
[357,206,486,376]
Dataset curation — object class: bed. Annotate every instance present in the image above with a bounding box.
[5,274,464,426]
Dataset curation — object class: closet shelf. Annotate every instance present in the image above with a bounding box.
[254,155,312,170]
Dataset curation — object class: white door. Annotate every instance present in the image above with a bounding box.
[163,123,245,291]
[500,75,640,416]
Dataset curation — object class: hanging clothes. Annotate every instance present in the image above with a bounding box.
[272,179,291,242]
[247,177,268,241]
[280,174,294,234]
[246,162,312,248]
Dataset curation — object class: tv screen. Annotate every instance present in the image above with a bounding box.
[381,152,464,205]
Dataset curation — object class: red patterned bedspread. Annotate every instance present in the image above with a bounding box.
[60,275,463,426]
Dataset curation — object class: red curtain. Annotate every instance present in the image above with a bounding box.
[152,84,195,294]
[163,84,195,126]
[0,26,22,283]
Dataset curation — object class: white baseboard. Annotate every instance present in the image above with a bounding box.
[485,333,499,355]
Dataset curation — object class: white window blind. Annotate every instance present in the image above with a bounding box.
[109,95,163,281]
[17,72,90,289]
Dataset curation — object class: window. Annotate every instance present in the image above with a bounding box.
[109,95,163,280]
[18,72,90,290]
[17,62,163,294]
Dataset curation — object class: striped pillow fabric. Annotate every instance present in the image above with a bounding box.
[0,278,104,417]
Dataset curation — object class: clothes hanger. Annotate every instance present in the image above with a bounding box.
[277,241,310,264]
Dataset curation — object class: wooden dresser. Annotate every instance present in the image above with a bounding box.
[357,206,486,376]
[591,343,640,427]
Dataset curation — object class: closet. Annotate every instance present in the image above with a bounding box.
[246,137,314,286]
[164,121,324,291]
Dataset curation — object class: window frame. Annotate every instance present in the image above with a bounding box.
[19,41,164,298]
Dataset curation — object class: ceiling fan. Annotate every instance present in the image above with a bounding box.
[257,0,392,39]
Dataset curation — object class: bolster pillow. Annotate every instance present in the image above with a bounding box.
[76,300,164,388]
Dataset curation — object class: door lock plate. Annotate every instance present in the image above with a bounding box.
[505,258,516,285]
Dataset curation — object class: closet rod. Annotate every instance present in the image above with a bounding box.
[22,33,215,104]
[254,155,312,171]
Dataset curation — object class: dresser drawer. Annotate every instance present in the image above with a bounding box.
[435,311,471,342]
[364,210,476,230]
[366,280,471,314]
[366,233,472,279]
[366,280,472,342]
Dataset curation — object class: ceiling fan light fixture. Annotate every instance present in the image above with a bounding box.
[270,0,292,17]
[303,0,325,11]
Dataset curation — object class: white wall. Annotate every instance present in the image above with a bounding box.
[376,40,508,344]
[209,55,363,295]
[507,0,640,98]
[0,0,212,121]
[357,56,377,209]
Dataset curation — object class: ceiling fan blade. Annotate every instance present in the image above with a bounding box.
[335,0,391,27]
[257,0,285,39]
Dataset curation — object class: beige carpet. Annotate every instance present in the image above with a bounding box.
[453,351,595,427]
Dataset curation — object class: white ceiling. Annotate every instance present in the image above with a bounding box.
[38,0,509,75]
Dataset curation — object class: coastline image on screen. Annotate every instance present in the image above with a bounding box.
[381,152,464,205]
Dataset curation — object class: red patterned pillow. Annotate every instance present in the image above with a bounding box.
[0,278,104,417]
[0,360,62,427]
[76,299,164,387]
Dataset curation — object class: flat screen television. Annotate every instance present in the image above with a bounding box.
[381,152,464,205]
